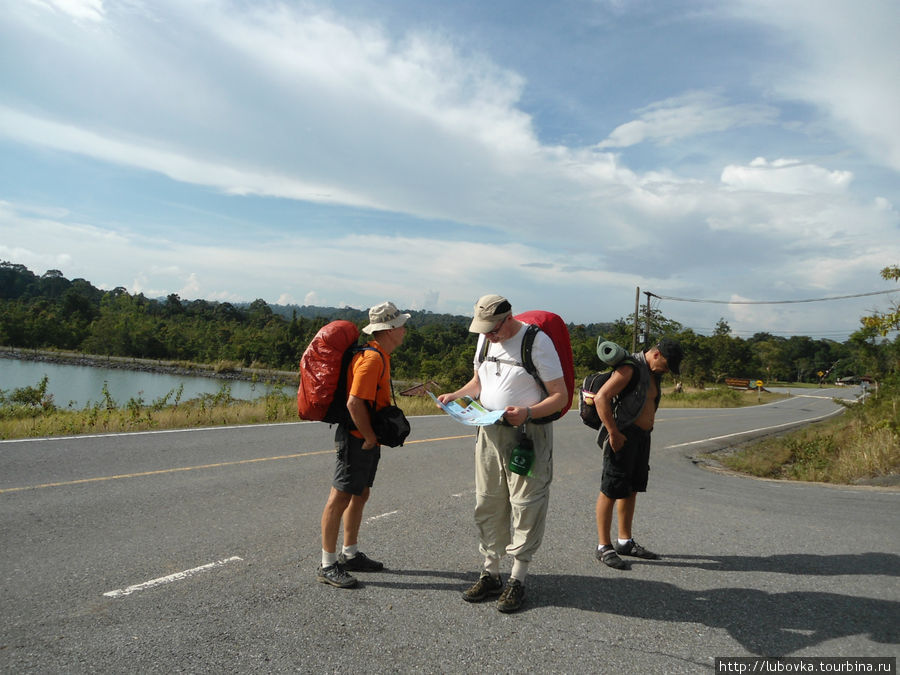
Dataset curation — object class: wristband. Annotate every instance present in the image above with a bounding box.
[525,407,532,423]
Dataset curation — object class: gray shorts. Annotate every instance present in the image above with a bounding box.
[333,425,381,496]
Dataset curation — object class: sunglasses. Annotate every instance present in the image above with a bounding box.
[485,315,508,337]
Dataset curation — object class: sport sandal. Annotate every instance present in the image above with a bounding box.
[596,545,629,570]
[614,539,661,560]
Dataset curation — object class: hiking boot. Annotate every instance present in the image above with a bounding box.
[316,563,358,588]
[338,551,384,572]
[596,545,630,570]
[462,571,503,602]
[496,579,525,613]
[614,539,661,560]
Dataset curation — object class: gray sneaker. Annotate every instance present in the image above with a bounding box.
[462,571,503,602]
[496,579,525,613]
[316,563,358,588]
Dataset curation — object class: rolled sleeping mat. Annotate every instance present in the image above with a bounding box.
[596,339,627,366]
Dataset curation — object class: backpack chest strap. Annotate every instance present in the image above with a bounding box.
[482,354,522,367]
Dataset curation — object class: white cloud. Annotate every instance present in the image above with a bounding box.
[303,291,323,306]
[874,197,894,212]
[0,107,388,212]
[178,273,202,299]
[721,157,853,195]
[0,3,657,242]
[729,0,900,172]
[596,91,778,149]
[276,293,297,306]
[0,198,622,316]
[27,0,105,22]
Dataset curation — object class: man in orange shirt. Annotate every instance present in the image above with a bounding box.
[317,301,409,589]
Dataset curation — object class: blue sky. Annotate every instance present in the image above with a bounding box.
[1,0,898,341]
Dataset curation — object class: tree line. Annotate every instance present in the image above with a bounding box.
[1,261,897,387]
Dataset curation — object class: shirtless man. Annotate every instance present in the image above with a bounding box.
[593,338,683,570]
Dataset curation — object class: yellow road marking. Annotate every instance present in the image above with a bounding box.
[0,433,475,494]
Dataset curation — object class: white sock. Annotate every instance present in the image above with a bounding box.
[510,560,529,582]
[617,538,632,547]
[342,544,358,559]
[322,550,338,567]
[483,556,500,577]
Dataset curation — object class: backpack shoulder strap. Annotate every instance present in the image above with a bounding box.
[477,335,490,365]
[612,355,651,428]
[618,356,640,396]
[349,344,381,369]
[520,323,548,395]
[351,344,396,406]
[519,323,540,375]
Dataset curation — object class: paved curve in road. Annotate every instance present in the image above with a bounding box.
[1,387,897,672]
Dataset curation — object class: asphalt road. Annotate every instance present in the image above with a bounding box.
[1,387,897,672]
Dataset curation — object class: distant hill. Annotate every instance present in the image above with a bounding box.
[265,303,616,333]
[266,304,471,329]
[266,304,368,322]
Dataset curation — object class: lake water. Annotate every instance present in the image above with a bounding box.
[0,358,296,409]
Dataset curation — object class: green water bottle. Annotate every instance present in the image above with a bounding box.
[508,432,535,476]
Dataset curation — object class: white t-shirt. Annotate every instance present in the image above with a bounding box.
[474,323,564,411]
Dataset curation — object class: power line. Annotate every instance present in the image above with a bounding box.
[646,289,898,305]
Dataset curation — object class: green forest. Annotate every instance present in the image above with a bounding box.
[1,261,897,388]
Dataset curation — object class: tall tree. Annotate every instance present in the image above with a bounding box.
[862,265,900,336]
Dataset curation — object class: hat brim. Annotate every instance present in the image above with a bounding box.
[362,313,410,334]
[468,311,511,334]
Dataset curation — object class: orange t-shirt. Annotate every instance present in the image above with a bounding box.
[346,341,391,436]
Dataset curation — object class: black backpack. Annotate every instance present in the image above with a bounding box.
[579,357,639,430]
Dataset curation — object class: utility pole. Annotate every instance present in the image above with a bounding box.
[644,290,653,347]
[632,287,640,353]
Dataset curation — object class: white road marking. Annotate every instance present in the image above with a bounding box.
[366,510,399,522]
[103,556,243,598]
[0,414,461,444]
[665,407,844,449]
[0,422,308,444]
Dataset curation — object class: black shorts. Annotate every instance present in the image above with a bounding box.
[333,425,381,496]
[600,426,652,499]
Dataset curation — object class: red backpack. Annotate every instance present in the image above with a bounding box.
[297,320,378,424]
[478,310,576,421]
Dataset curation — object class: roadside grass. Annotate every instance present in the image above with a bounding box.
[0,378,446,440]
[659,386,786,408]
[0,382,299,439]
[710,379,899,485]
[0,380,779,440]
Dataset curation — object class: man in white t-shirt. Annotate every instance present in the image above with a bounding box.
[438,294,567,613]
